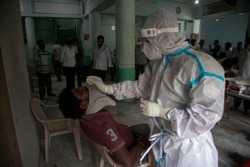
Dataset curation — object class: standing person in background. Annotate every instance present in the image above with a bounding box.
[91,35,113,81]
[87,9,225,167]
[217,42,232,59]
[209,39,221,59]
[52,41,62,81]
[60,35,77,89]
[231,41,250,115]
[196,39,209,53]
[73,38,84,87]
[232,41,244,67]
[232,41,244,59]
[135,38,147,80]
[34,39,55,100]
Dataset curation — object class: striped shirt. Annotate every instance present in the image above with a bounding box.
[34,49,50,73]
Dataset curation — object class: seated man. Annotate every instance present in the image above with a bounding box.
[57,85,150,167]
[221,58,237,78]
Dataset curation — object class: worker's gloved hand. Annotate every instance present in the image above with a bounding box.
[140,99,171,120]
[86,76,114,95]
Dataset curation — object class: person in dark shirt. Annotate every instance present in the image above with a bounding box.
[34,39,55,100]
[58,86,150,167]
[209,40,221,58]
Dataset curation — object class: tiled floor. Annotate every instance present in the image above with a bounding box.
[33,76,250,167]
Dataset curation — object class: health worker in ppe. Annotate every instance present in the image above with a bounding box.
[87,9,225,167]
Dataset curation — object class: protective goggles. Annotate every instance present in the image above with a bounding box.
[140,27,179,37]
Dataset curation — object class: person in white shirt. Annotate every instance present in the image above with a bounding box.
[232,41,243,58]
[52,41,62,81]
[91,35,113,81]
[60,35,77,89]
[232,42,250,115]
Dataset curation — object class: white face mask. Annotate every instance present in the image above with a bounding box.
[142,41,162,60]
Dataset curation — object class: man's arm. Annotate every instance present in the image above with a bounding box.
[112,142,144,167]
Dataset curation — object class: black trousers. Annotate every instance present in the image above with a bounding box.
[37,72,52,98]
[92,69,107,81]
[63,67,76,89]
[82,65,90,82]
[76,66,83,87]
[52,61,62,81]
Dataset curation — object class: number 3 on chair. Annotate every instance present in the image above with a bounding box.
[106,128,118,141]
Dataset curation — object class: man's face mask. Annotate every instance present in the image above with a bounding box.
[142,41,162,60]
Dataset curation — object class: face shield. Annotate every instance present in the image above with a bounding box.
[140,27,179,60]
[140,27,179,38]
[139,9,186,60]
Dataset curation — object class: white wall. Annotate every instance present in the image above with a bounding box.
[100,14,194,52]
[100,15,116,53]
[201,13,249,49]
[0,0,40,166]
[103,0,193,20]
[178,21,194,39]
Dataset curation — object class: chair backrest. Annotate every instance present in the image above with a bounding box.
[30,98,48,123]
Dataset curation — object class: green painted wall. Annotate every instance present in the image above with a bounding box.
[116,67,135,102]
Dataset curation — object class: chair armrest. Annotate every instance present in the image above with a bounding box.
[37,99,58,108]
[43,118,70,123]
[43,119,79,128]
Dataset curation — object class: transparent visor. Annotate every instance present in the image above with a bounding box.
[140,27,179,38]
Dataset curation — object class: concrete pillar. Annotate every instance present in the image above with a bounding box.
[80,17,91,81]
[192,19,201,46]
[80,17,91,65]
[116,0,135,82]
[89,12,101,59]
[25,17,36,63]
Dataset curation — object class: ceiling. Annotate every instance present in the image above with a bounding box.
[136,0,226,5]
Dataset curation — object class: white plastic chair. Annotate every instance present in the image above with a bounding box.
[30,98,83,163]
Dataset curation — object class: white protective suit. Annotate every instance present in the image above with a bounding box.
[112,10,225,167]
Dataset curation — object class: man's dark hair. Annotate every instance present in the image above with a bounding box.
[37,39,44,46]
[221,58,233,70]
[214,40,219,45]
[97,35,104,40]
[57,88,86,119]
[191,39,196,46]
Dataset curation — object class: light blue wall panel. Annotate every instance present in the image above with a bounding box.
[201,13,249,49]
